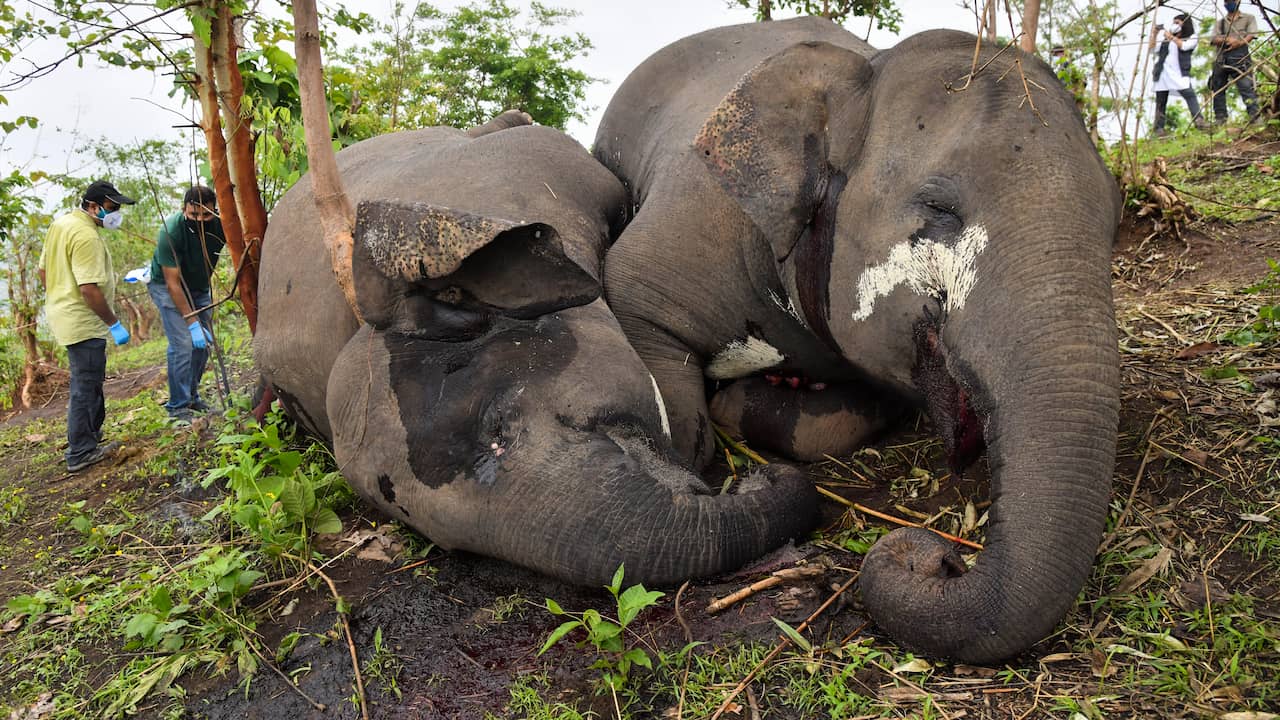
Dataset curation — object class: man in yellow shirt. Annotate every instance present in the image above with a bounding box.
[38,180,136,472]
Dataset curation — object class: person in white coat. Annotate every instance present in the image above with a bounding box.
[1150,13,1209,135]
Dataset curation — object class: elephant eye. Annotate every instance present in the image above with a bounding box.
[915,200,963,241]
[911,177,965,240]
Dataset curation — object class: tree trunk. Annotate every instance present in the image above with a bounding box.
[212,3,267,333]
[193,12,249,329]
[1090,57,1103,144]
[1022,0,1040,53]
[8,239,40,410]
[292,0,361,319]
[984,0,997,42]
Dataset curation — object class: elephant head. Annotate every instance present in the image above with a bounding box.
[258,121,816,587]
[596,21,1119,663]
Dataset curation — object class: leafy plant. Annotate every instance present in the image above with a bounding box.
[202,410,351,563]
[539,564,664,692]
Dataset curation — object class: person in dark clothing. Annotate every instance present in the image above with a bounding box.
[146,185,225,426]
[1208,1,1260,124]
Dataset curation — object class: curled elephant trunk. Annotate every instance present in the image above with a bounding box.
[860,233,1120,664]
[462,432,818,586]
[326,313,818,588]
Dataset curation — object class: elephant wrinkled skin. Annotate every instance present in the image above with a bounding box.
[595,17,1120,663]
[255,121,816,588]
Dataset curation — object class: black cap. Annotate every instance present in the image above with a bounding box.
[82,180,137,206]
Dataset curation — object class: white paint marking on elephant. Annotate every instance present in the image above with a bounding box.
[706,336,785,380]
[649,374,671,439]
[770,290,808,328]
[851,224,989,321]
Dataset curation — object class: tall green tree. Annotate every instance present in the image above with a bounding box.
[338,0,596,131]
[729,0,902,32]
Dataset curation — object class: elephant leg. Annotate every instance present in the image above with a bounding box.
[710,377,895,462]
[622,323,718,471]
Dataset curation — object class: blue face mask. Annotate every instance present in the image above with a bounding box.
[1225,2,1239,12]
[95,206,123,230]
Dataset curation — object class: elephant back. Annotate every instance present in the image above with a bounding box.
[593,15,875,203]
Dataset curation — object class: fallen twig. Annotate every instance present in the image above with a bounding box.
[815,486,984,551]
[706,563,828,614]
[708,574,857,720]
[304,560,369,720]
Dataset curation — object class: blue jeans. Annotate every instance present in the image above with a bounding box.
[66,337,106,465]
[148,282,213,416]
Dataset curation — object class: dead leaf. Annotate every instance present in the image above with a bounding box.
[7,692,54,720]
[1219,713,1278,720]
[1239,513,1272,523]
[1114,546,1173,596]
[1175,341,1219,359]
[1,617,22,634]
[893,657,933,673]
[1090,648,1117,678]
[1175,575,1230,610]
[881,686,927,701]
[1039,652,1085,664]
[23,433,47,443]
[953,664,998,677]
[1181,448,1210,468]
[1155,389,1183,403]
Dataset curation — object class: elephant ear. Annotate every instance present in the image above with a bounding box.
[352,199,600,337]
[694,41,873,260]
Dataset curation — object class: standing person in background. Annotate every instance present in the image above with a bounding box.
[38,180,135,472]
[147,185,225,427]
[1150,12,1209,136]
[1208,0,1260,125]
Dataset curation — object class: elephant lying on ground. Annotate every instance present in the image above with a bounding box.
[255,119,816,586]
[595,17,1121,663]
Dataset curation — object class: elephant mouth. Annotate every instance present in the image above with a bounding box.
[911,317,985,475]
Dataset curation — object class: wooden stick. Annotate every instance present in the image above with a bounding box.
[708,574,858,720]
[307,562,370,720]
[706,564,829,614]
[816,486,984,550]
[713,425,768,465]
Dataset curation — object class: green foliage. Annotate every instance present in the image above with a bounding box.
[337,0,596,132]
[363,627,405,700]
[202,410,352,562]
[497,674,591,720]
[731,0,902,31]
[540,564,665,692]
[1219,260,1280,348]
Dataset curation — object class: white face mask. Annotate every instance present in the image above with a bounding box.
[97,207,124,230]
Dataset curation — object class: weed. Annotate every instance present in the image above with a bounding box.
[540,564,664,693]
[0,485,25,523]
[202,408,352,566]
[496,674,592,720]
[363,627,404,701]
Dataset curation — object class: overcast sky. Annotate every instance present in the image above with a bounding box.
[0,0,1244,205]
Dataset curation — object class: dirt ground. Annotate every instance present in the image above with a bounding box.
[2,164,1278,719]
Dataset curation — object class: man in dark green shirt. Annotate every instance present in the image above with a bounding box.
[147,185,225,425]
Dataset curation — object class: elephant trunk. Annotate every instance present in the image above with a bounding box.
[860,220,1119,664]
[462,431,819,587]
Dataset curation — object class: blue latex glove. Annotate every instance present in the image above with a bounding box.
[108,321,130,345]
[188,320,210,350]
